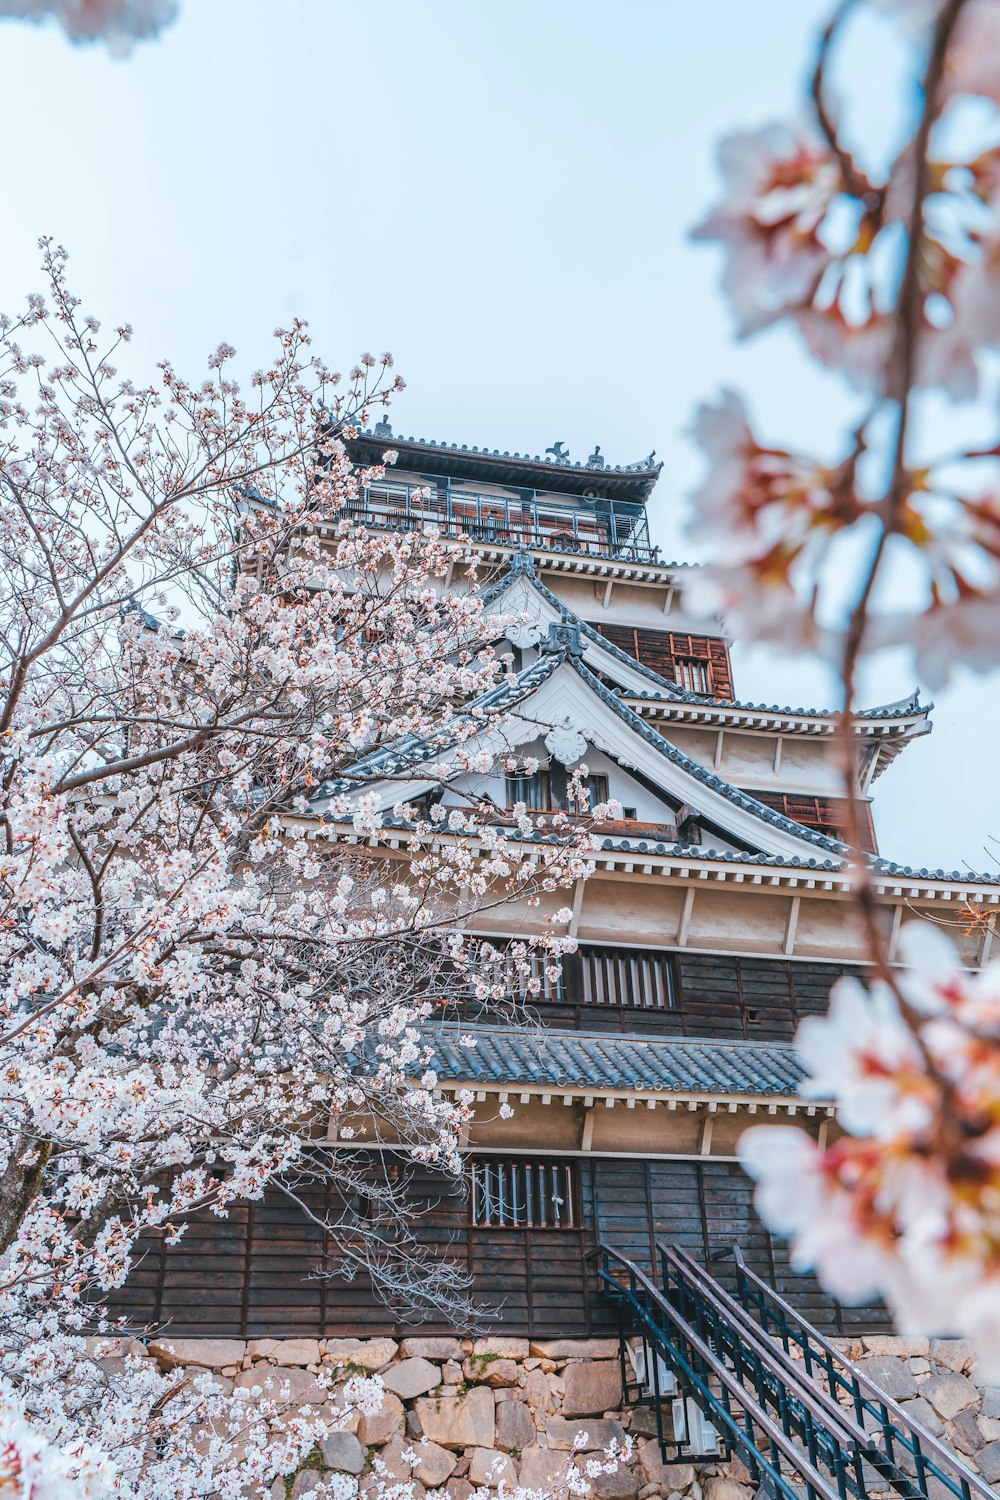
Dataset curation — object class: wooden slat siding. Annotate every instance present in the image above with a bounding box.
[107,1153,888,1339]
[459,948,857,1040]
[747,789,878,854]
[590,1158,891,1336]
[589,623,735,701]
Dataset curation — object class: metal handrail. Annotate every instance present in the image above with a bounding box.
[596,1243,847,1500]
[660,1242,872,1454]
[731,1246,991,1500]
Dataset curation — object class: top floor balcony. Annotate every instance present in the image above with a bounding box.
[334,479,661,565]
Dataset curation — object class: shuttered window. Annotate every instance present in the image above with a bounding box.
[470,1158,579,1229]
[579,945,677,1010]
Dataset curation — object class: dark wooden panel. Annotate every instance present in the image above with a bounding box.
[590,624,735,701]
[748,789,878,855]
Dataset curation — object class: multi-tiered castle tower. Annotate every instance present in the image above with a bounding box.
[116,428,999,1343]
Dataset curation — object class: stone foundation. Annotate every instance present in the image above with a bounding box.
[97,1333,999,1496]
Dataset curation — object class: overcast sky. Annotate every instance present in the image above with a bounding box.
[1,0,995,872]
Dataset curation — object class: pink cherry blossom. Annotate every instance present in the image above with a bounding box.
[693,123,841,336]
[0,0,178,53]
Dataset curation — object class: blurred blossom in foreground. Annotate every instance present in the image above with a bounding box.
[0,0,178,53]
[740,922,1000,1375]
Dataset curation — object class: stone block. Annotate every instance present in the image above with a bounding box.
[592,1467,640,1500]
[530,1340,621,1361]
[898,1395,944,1437]
[971,1440,1000,1488]
[402,1337,464,1362]
[465,1356,521,1387]
[234,1366,327,1404]
[469,1448,519,1486]
[929,1339,976,1373]
[922,1372,978,1420]
[357,1391,405,1445]
[949,1409,984,1457]
[320,1430,366,1474]
[637,1442,694,1489]
[546,1417,626,1452]
[517,1447,569,1490]
[382,1357,441,1400]
[413,1440,458,1488]
[376,1436,415,1482]
[979,1441,1000,1485]
[979,1414,1000,1442]
[561,1361,623,1417]
[525,1369,555,1413]
[861,1335,929,1358]
[148,1337,246,1370]
[414,1386,496,1449]
[862,1355,918,1401]
[291,1472,323,1498]
[474,1336,530,1359]
[497,1399,537,1451]
[322,1337,398,1371]
[702,1482,752,1500]
[982,1386,1000,1419]
[445,1480,474,1500]
[248,1338,321,1366]
[627,1409,660,1439]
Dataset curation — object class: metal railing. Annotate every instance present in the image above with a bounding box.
[595,1240,990,1500]
[595,1242,847,1500]
[731,1245,992,1500]
[331,481,660,564]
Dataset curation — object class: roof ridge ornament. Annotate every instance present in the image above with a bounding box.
[508,548,537,578]
[539,618,584,657]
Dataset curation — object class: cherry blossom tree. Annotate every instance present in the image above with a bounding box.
[689,0,1000,1366]
[0,0,177,53]
[0,242,598,1495]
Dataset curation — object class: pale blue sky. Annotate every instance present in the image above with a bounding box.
[1,0,995,871]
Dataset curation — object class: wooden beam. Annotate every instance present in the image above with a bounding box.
[783,896,801,957]
[714,729,724,771]
[699,1115,715,1156]
[662,584,675,616]
[887,903,903,962]
[980,918,995,969]
[580,1111,595,1153]
[677,886,696,947]
[569,878,586,937]
[773,735,783,775]
[600,579,614,609]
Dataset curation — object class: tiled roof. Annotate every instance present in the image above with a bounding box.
[489,554,930,726]
[427,1023,805,1097]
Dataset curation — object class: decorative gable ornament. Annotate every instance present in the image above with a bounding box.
[504,582,546,649]
[544,715,589,766]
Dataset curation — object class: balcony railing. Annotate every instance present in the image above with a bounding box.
[333,480,660,564]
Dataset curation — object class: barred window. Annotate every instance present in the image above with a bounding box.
[580,946,677,1011]
[674,657,711,694]
[470,1158,578,1229]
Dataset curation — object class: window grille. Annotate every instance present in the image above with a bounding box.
[469,1158,578,1229]
[580,946,676,1010]
[674,657,711,694]
[483,944,564,1004]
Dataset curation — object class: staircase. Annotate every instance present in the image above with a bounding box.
[594,1241,991,1500]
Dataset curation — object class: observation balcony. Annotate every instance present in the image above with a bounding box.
[334,479,660,565]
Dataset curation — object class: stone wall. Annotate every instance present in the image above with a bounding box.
[116,1333,997,1497]
[830,1334,1000,1489]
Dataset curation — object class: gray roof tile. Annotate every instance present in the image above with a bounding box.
[428,1023,805,1097]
